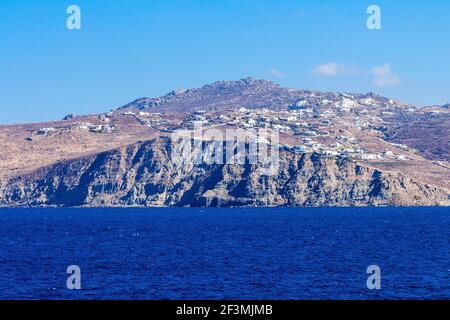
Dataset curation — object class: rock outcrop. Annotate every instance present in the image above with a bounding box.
[1,137,447,207]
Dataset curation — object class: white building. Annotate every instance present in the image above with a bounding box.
[361,153,381,160]
[36,127,56,135]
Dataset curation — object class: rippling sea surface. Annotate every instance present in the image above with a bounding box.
[0,207,448,300]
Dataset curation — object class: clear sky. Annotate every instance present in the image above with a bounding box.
[1,0,450,124]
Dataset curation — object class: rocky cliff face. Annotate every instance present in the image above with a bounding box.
[1,137,447,207]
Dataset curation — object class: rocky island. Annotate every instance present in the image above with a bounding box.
[0,78,449,207]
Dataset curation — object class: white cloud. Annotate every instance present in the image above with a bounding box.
[313,62,400,87]
[371,63,400,87]
[269,69,285,78]
[313,62,341,76]
[313,62,359,77]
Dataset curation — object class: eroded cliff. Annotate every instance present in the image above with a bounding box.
[1,137,447,207]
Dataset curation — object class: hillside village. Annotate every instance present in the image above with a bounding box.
[37,93,434,165]
[30,90,446,166]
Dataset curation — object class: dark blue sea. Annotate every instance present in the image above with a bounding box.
[0,207,448,300]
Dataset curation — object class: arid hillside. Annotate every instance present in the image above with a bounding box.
[0,79,448,207]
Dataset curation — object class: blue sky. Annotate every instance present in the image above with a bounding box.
[1,0,450,124]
